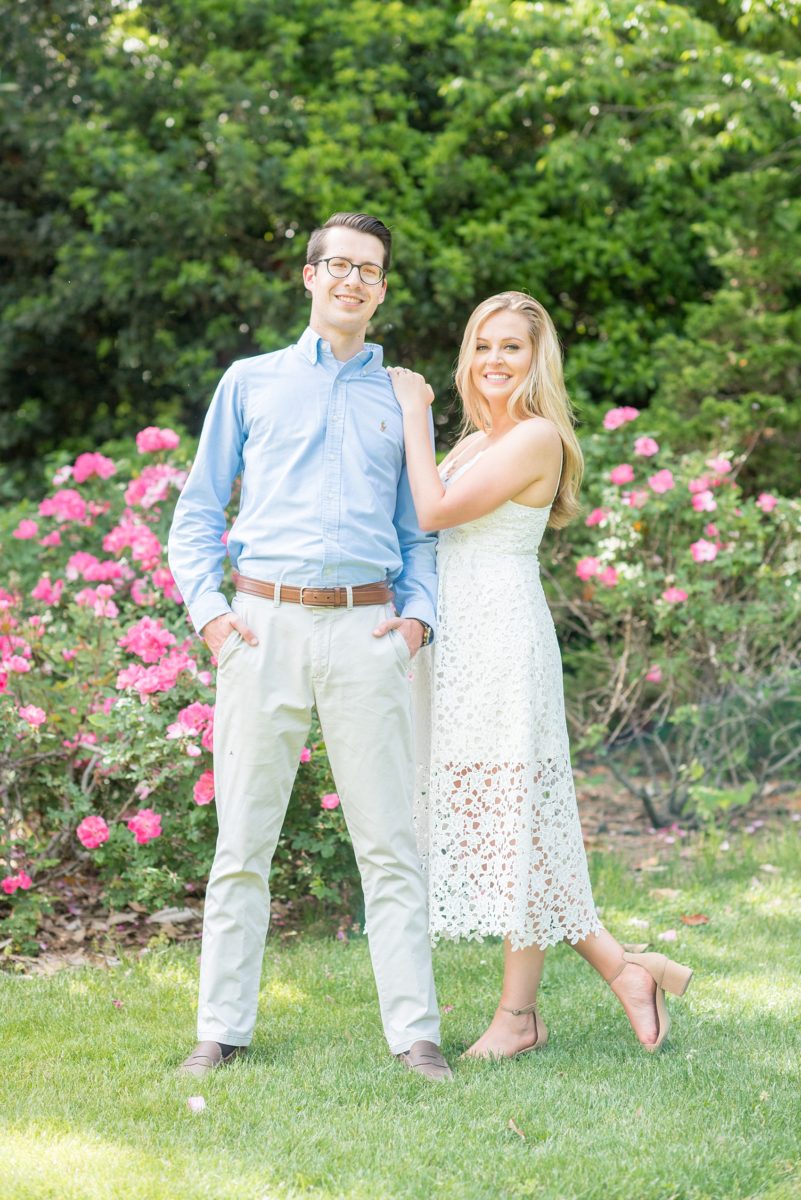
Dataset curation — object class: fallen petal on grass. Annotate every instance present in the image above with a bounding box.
[187,1096,206,1114]
[658,929,678,942]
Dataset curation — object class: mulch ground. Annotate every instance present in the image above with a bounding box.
[3,766,799,975]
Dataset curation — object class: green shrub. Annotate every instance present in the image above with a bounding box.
[0,430,357,948]
[548,408,801,826]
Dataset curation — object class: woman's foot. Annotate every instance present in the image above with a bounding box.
[462,1005,547,1060]
[610,962,659,1047]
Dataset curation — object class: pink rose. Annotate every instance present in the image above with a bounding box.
[151,567,182,604]
[688,476,711,495]
[136,426,181,453]
[646,665,663,683]
[321,793,341,810]
[1,876,20,895]
[118,616,177,663]
[648,469,675,494]
[124,464,187,509]
[12,519,38,540]
[72,452,117,484]
[622,489,648,509]
[75,585,119,619]
[585,507,609,527]
[598,566,619,587]
[31,576,64,605]
[127,808,162,844]
[39,531,62,547]
[705,456,732,475]
[602,406,639,431]
[662,586,688,604]
[115,649,195,696]
[103,519,162,569]
[193,771,215,806]
[18,704,46,727]
[634,436,659,457]
[690,539,718,563]
[609,463,635,485]
[691,490,717,513]
[76,815,110,849]
[16,870,32,890]
[576,557,601,581]
[166,701,214,740]
[38,488,87,523]
[704,523,719,538]
[299,747,312,763]
[756,493,778,513]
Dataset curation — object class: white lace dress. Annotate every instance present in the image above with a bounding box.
[412,452,601,951]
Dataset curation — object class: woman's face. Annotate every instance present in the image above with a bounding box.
[470,310,534,406]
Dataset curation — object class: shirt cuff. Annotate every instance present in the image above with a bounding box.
[188,591,232,637]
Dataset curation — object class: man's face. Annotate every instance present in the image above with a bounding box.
[303,227,387,340]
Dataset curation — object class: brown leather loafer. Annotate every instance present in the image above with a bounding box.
[177,1040,246,1079]
[396,1039,453,1082]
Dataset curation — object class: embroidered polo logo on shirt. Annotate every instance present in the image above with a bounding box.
[379,421,387,432]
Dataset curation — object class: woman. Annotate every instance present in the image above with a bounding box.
[387,292,692,1059]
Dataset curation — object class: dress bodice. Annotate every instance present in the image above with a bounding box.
[438,451,551,558]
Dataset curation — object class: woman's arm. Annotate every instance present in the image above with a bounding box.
[388,368,561,532]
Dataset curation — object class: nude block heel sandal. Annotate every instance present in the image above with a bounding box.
[609,950,694,1052]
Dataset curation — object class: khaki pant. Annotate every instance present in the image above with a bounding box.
[198,591,440,1054]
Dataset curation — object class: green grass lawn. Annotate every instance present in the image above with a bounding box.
[2,829,800,1200]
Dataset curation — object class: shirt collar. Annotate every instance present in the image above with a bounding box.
[297,326,384,375]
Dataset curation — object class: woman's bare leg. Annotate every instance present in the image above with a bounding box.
[463,939,547,1059]
[572,927,659,1046]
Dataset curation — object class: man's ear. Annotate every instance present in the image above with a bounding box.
[376,280,388,306]
[302,263,316,290]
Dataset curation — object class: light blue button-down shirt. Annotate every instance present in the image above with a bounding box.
[168,326,437,636]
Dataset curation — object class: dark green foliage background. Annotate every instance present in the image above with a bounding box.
[2,0,800,491]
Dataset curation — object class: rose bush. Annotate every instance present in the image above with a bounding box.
[546,408,801,826]
[0,429,355,950]
[2,417,799,949]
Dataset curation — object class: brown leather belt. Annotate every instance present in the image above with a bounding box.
[233,571,393,608]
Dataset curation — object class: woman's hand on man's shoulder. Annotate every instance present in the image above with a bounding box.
[386,366,435,409]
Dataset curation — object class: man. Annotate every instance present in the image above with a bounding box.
[168,212,451,1082]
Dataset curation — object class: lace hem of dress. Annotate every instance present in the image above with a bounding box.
[418,756,600,952]
[429,912,602,953]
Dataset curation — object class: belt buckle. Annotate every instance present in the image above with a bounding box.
[299,586,316,607]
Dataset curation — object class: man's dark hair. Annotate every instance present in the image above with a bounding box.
[306,212,392,272]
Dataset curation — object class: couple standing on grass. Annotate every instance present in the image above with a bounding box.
[168,211,692,1083]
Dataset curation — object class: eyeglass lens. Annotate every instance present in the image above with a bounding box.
[325,258,384,285]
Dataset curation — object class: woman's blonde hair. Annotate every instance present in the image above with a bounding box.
[454,291,583,528]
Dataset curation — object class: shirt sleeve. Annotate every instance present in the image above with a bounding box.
[167,364,246,635]
[392,410,438,634]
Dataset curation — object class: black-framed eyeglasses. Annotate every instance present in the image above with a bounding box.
[311,257,386,286]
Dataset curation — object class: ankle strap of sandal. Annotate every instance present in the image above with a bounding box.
[500,1001,538,1016]
[603,958,628,985]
